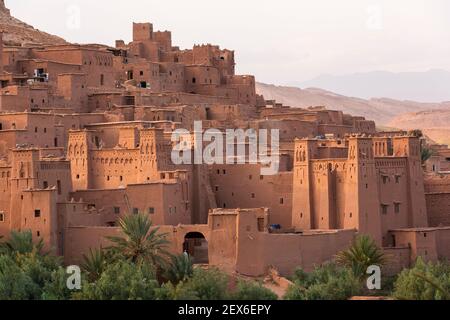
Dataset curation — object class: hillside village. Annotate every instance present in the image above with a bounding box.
[0,1,449,287]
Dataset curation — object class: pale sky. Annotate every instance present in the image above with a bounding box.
[7,0,450,84]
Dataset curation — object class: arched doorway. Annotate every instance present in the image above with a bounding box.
[183,232,209,264]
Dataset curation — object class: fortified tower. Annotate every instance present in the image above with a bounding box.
[67,130,94,190]
[345,136,382,245]
[292,139,317,229]
[393,135,428,227]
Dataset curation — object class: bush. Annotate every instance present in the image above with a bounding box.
[41,268,78,300]
[232,281,278,300]
[156,281,200,300]
[158,268,229,300]
[0,255,38,300]
[284,263,362,300]
[74,260,159,300]
[393,258,450,300]
[0,231,65,300]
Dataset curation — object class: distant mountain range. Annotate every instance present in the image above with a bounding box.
[291,70,450,103]
[256,83,450,145]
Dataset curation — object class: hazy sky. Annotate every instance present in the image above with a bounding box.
[7,0,450,84]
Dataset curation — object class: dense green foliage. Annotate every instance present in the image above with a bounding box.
[0,231,65,300]
[74,260,159,300]
[231,280,278,300]
[284,263,362,300]
[393,258,450,300]
[4,218,449,300]
[164,253,194,284]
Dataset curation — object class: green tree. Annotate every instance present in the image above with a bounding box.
[0,231,64,300]
[41,267,77,300]
[165,253,194,284]
[106,214,171,267]
[1,230,45,256]
[232,281,278,300]
[421,147,433,164]
[284,263,362,300]
[393,258,450,300]
[335,235,385,278]
[158,268,230,300]
[74,260,159,300]
[0,255,39,300]
[14,251,63,299]
[156,281,200,300]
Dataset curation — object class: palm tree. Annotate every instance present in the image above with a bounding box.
[336,235,385,278]
[81,248,108,282]
[165,253,194,284]
[1,230,45,256]
[106,213,171,267]
[421,147,433,164]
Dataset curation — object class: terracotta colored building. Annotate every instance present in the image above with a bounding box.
[0,21,449,278]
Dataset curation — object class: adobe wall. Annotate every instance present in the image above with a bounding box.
[63,226,121,264]
[70,180,192,226]
[210,164,293,228]
[235,216,356,276]
[382,247,411,276]
[426,193,450,227]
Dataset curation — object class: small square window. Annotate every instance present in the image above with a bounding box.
[133,208,139,215]
[34,210,41,218]
[0,213,4,222]
[114,207,120,214]
[148,207,155,214]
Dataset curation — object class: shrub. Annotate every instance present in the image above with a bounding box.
[284,263,362,300]
[232,280,278,300]
[74,260,159,300]
[158,268,229,300]
[393,258,450,300]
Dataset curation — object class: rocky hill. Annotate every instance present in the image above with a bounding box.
[0,0,66,46]
[256,82,450,125]
[388,109,450,145]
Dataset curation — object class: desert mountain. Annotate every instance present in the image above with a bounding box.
[0,0,66,46]
[388,109,450,145]
[256,82,450,125]
[256,82,450,144]
[293,69,450,102]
